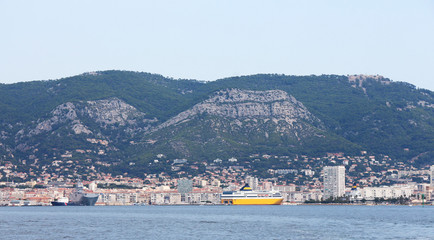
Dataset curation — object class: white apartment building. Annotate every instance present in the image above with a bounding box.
[323,166,345,199]
[359,185,414,200]
[149,192,220,205]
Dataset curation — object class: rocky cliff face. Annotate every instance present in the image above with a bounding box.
[143,89,328,157]
[27,102,91,136]
[155,89,323,131]
[11,89,330,160]
[18,97,156,142]
[84,98,147,127]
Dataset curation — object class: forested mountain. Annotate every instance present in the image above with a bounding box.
[0,71,433,177]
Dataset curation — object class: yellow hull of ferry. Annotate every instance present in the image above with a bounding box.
[221,198,283,205]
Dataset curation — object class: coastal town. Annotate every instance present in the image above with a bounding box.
[1,152,433,206]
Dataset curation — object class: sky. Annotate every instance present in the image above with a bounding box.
[1,0,433,90]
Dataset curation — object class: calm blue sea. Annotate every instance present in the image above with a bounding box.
[0,205,433,240]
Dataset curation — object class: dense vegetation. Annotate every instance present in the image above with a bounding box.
[0,71,433,176]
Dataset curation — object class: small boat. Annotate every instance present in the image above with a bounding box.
[51,197,69,206]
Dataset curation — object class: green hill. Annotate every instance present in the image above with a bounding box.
[0,71,433,178]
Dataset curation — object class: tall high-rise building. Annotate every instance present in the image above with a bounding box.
[430,165,434,186]
[323,166,346,199]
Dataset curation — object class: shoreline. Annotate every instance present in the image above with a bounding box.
[1,203,432,207]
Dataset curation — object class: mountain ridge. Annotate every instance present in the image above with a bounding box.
[0,71,433,178]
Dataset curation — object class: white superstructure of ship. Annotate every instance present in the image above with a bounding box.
[220,184,284,205]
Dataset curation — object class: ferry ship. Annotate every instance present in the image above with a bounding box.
[220,184,284,205]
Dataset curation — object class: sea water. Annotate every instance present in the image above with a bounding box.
[0,205,433,239]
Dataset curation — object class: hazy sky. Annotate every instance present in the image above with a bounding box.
[1,0,433,90]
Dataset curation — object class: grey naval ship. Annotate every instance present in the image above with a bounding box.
[68,181,99,206]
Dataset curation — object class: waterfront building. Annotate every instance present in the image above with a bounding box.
[149,191,221,205]
[284,192,303,203]
[359,185,413,200]
[262,181,273,191]
[301,189,323,202]
[323,166,345,199]
[151,191,181,205]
